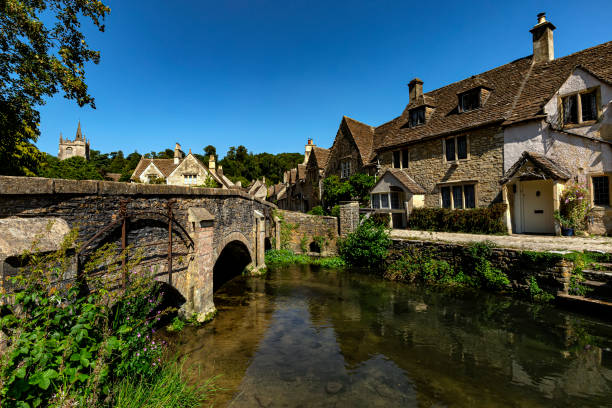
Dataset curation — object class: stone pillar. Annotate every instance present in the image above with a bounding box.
[249,210,266,274]
[501,184,513,235]
[553,182,563,236]
[274,216,281,250]
[339,201,359,237]
[182,208,216,322]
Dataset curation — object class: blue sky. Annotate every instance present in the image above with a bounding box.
[36,0,611,158]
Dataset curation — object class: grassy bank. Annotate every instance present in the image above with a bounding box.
[265,249,346,268]
[0,234,216,408]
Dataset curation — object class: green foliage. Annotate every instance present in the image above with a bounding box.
[0,235,186,407]
[466,242,510,290]
[265,249,345,268]
[215,145,303,184]
[279,219,297,250]
[307,206,325,216]
[556,182,591,230]
[330,205,340,218]
[299,235,309,253]
[322,173,376,209]
[369,213,390,227]
[38,155,104,180]
[196,177,221,188]
[0,0,110,176]
[113,359,216,408]
[407,203,507,234]
[528,276,554,303]
[385,250,471,286]
[338,219,392,268]
[166,316,186,333]
[312,235,327,252]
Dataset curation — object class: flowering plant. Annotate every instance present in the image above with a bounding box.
[555,183,590,230]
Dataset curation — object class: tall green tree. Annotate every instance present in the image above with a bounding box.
[0,0,111,176]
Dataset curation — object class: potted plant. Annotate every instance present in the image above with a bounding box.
[555,183,590,236]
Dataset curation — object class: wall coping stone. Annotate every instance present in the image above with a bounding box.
[0,176,276,208]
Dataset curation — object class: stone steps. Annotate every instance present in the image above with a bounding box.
[582,269,612,282]
[556,294,612,319]
[582,280,612,302]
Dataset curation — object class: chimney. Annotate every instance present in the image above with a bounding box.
[408,78,423,103]
[217,165,223,177]
[59,132,63,143]
[530,12,555,64]
[208,155,216,170]
[304,138,315,164]
[174,142,183,165]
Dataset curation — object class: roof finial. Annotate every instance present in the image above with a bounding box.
[76,121,83,140]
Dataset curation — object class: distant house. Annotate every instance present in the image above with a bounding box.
[130,143,235,188]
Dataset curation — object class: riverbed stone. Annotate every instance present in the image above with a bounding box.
[325,381,344,394]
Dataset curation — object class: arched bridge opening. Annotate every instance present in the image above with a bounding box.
[213,240,252,292]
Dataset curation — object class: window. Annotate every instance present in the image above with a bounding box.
[380,194,389,209]
[444,135,468,162]
[372,194,380,209]
[593,176,610,206]
[409,107,425,127]
[341,160,352,179]
[393,150,409,169]
[459,89,480,112]
[184,174,197,185]
[390,191,402,209]
[440,183,476,209]
[562,88,599,126]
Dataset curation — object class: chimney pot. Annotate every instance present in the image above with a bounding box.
[537,12,546,24]
[408,78,424,102]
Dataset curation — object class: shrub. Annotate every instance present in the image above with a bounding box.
[264,249,345,268]
[369,212,390,227]
[407,203,507,234]
[338,219,391,268]
[556,182,590,230]
[466,242,510,290]
[307,206,325,216]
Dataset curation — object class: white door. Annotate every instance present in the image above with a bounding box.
[521,180,554,234]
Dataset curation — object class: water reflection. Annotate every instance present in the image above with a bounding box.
[167,265,612,407]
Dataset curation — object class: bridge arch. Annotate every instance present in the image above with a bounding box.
[213,232,254,291]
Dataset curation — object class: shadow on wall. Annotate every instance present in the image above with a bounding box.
[213,241,252,292]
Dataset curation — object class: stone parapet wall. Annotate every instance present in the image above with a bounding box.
[390,239,573,294]
[276,210,338,255]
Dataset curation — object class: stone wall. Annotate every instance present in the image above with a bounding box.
[389,239,572,294]
[378,125,505,207]
[325,121,367,179]
[276,210,338,255]
[0,176,275,319]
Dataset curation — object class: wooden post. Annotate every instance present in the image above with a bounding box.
[168,201,173,286]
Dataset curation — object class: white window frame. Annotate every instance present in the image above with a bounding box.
[183,174,197,185]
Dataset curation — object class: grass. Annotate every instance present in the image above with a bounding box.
[265,249,346,268]
[113,359,217,408]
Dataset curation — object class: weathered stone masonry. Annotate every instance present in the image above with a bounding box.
[275,210,338,256]
[0,176,275,321]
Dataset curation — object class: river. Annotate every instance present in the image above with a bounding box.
[167,264,612,407]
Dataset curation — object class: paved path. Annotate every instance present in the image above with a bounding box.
[390,230,612,253]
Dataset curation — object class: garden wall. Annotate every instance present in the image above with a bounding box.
[275,210,338,256]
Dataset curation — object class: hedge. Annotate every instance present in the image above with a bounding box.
[407,203,507,234]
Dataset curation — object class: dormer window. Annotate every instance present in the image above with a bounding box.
[459,89,480,112]
[562,87,599,126]
[409,107,425,127]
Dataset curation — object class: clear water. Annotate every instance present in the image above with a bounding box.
[167,265,612,407]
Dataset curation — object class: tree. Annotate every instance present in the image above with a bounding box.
[0,0,111,176]
[39,155,103,180]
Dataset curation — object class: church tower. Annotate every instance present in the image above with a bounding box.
[58,121,90,160]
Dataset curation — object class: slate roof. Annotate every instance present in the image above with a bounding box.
[500,151,572,184]
[131,158,178,180]
[385,168,426,194]
[311,146,330,169]
[297,164,306,181]
[373,40,612,153]
[343,116,376,165]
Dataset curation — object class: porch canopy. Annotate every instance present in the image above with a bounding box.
[501,151,571,185]
[371,168,426,195]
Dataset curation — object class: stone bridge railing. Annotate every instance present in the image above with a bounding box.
[0,176,277,321]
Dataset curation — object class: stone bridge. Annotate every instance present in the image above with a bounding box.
[0,176,279,321]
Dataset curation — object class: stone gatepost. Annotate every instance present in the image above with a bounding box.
[339,201,360,237]
[182,207,216,322]
[251,210,266,273]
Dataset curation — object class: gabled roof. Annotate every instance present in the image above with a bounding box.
[310,146,330,170]
[343,116,376,165]
[374,41,612,152]
[131,158,178,180]
[373,168,426,194]
[297,164,306,181]
[501,151,571,184]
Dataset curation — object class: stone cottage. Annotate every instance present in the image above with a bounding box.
[130,143,235,188]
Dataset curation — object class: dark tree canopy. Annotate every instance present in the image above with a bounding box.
[217,145,303,185]
[0,0,111,176]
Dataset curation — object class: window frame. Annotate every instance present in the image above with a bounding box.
[340,159,352,179]
[589,173,611,208]
[439,182,477,209]
[442,135,470,163]
[183,174,197,185]
[458,89,481,113]
[559,86,601,128]
[392,149,410,169]
[408,107,426,127]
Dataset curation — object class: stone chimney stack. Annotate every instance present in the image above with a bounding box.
[530,12,555,64]
[217,165,223,177]
[174,142,183,165]
[208,155,216,170]
[304,138,315,164]
[408,78,423,103]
